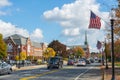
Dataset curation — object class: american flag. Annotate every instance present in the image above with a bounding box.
[89,11,101,29]
[96,41,102,50]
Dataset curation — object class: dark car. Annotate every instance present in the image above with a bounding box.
[67,59,74,65]
[47,56,63,69]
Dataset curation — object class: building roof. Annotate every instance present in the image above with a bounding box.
[67,45,88,51]
[4,34,43,48]
[67,45,87,48]
[32,41,42,48]
[10,34,27,45]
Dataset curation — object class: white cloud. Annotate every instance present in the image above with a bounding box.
[63,28,80,36]
[30,28,43,42]
[0,20,29,37]
[0,20,43,42]
[43,0,110,52]
[0,0,12,8]
[0,0,12,16]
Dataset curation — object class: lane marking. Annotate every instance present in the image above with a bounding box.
[74,67,93,80]
[20,69,60,80]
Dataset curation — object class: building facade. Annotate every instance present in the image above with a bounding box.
[4,34,47,60]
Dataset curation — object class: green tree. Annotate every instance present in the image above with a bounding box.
[0,33,7,60]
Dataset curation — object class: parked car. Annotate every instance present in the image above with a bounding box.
[47,56,63,69]
[89,58,94,63]
[0,61,12,75]
[81,58,91,64]
[76,59,86,66]
[67,59,74,65]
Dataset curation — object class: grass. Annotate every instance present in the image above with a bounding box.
[115,62,120,67]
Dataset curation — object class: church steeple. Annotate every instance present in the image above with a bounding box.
[84,31,88,45]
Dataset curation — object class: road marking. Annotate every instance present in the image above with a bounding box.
[20,69,60,80]
[74,67,93,80]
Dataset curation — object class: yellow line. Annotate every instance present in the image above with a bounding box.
[20,70,59,80]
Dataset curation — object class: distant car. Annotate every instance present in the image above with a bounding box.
[67,59,74,65]
[89,58,94,63]
[47,56,63,69]
[76,59,86,66]
[0,61,12,75]
[81,58,91,64]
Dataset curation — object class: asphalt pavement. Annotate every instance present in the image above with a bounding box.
[12,63,103,80]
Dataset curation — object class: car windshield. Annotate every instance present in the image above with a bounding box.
[79,59,84,61]
[50,58,59,63]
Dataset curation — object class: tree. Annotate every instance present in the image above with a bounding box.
[66,49,75,59]
[112,9,120,39]
[114,39,120,61]
[27,56,34,61]
[43,47,56,60]
[48,40,67,57]
[105,7,120,61]
[20,52,27,60]
[0,33,7,60]
[73,46,85,58]
[15,55,19,61]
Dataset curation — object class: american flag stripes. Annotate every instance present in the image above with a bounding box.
[89,11,101,29]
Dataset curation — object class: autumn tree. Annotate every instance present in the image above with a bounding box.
[114,39,120,60]
[66,49,75,59]
[113,9,120,39]
[73,46,85,58]
[0,33,7,60]
[48,40,67,58]
[27,56,34,61]
[43,47,56,60]
[15,55,19,61]
[14,52,27,61]
[20,52,27,60]
[105,7,120,61]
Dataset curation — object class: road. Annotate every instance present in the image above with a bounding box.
[0,63,102,80]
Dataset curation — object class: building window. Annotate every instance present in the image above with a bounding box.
[7,43,13,52]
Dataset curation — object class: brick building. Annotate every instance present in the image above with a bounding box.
[4,34,47,60]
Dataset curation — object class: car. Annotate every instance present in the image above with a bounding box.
[0,61,12,75]
[67,59,74,65]
[76,59,86,66]
[47,56,63,69]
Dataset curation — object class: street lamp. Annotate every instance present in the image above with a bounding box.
[18,45,20,69]
[110,8,116,80]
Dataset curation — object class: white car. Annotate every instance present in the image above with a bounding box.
[76,59,86,66]
[0,61,12,75]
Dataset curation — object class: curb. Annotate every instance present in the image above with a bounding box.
[12,64,47,71]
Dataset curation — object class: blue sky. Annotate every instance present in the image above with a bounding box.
[0,0,118,52]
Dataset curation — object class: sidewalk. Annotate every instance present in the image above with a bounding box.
[12,64,47,71]
[12,61,67,71]
[101,64,120,80]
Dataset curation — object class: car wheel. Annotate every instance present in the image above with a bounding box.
[47,66,50,69]
[8,68,12,74]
